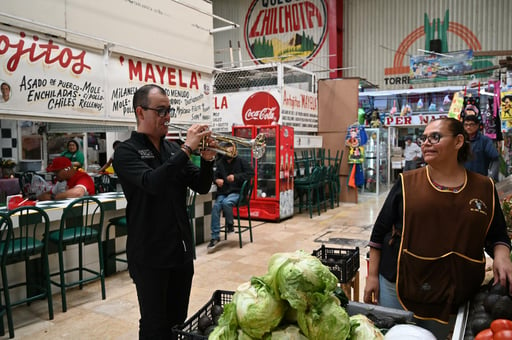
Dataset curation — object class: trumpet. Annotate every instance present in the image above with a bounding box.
[166,123,267,159]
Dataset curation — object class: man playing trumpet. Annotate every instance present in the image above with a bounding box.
[114,84,217,339]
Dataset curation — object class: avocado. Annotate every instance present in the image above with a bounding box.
[483,293,501,313]
[471,291,488,304]
[197,315,213,333]
[469,312,492,335]
[211,304,224,319]
[470,303,486,315]
[491,295,512,320]
[204,324,217,336]
[488,282,509,296]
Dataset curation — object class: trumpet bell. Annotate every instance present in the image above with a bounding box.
[252,134,266,159]
[166,123,267,159]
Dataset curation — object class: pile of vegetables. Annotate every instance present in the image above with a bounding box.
[208,250,383,339]
[474,319,512,340]
[466,279,512,339]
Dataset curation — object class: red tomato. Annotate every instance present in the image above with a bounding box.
[494,330,512,340]
[491,319,512,333]
[475,328,494,340]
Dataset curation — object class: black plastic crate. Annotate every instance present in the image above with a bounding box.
[312,245,360,283]
[172,290,234,339]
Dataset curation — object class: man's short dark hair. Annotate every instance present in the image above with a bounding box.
[463,115,480,124]
[132,84,167,111]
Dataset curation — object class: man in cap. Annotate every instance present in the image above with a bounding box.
[37,156,95,201]
[463,114,499,181]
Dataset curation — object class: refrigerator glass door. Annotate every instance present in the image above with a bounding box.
[255,126,277,199]
[232,126,254,168]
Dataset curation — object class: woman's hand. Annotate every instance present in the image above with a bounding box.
[492,244,512,295]
[364,274,380,304]
[364,247,382,304]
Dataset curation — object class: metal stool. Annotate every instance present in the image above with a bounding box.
[105,216,127,267]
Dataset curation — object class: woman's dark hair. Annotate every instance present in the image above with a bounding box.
[438,117,471,163]
[67,140,79,150]
[132,84,166,111]
[113,140,121,148]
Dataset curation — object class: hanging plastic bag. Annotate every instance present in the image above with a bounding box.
[417,98,424,110]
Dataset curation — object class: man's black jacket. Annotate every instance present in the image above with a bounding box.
[114,131,213,268]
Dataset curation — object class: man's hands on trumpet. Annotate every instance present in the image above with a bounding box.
[185,124,217,161]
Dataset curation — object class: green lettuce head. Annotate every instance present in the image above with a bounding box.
[208,302,238,340]
[233,277,287,339]
[349,314,384,340]
[297,293,351,340]
[270,325,308,340]
[266,250,338,311]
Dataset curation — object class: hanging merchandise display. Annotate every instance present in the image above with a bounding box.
[481,80,502,140]
[389,100,398,116]
[501,90,512,129]
[369,110,382,128]
[358,108,366,125]
[345,124,367,188]
[417,98,424,110]
[460,95,480,121]
[400,103,412,116]
[448,91,465,120]
[482,98,497,139]
[443,94,452,106]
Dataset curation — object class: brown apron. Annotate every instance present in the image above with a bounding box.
[396,167,493,323]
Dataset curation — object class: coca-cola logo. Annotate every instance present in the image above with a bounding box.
[242,91,280,125]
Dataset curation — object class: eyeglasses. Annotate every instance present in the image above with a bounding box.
[418,132,455,145]
[140,106,175,117]
[463,122,478,127]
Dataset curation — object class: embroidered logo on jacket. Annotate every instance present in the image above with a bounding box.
[138,149,154,159]
[469,198,488,216]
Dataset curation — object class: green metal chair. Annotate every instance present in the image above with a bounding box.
[317,165,329,212]
[0,212,14,338]
[332,151,344,207]
[294,167,322,218]
[47,196,106,312]
[325,149,344,208]
[105,215,127,274]
[222,179,254,248]
[1,206,54,337]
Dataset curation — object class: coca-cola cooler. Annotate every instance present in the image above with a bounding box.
[233,124,294,222]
